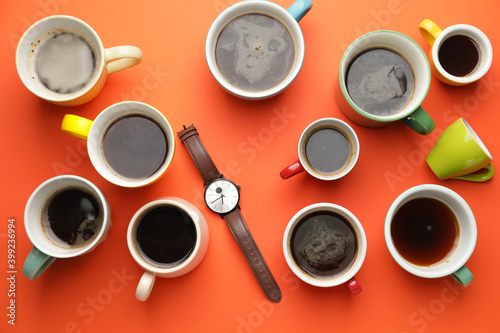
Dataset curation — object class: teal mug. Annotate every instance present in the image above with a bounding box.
[22,175,111,280]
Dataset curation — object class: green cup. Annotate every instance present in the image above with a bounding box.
[426,118,494,182]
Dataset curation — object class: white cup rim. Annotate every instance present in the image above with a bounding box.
[297,118,360,180]
[431,24,493,84]
[205,0,305,99]
[283,203,367,287]
[384,184,477,278]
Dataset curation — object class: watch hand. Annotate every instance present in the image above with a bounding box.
[210,195,223,204]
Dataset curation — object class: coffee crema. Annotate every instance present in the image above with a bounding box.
[41,186,103,249]
[30,28,98,95]
[102,115,168,180]
[346,48,415,116]
[438,35,480,77]
[215,14,294,92]
[291,212,357,278]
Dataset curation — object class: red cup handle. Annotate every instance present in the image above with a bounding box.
[280,160,305,179]
[346,277,362,295]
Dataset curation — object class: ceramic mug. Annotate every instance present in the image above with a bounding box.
[283,203,367,294]
[127,197,209,301]
[426,118,494,182]
[335,30,435,135]
[385,184,476,287]
[280,118,359,181]
[16,15,142,106]
[22,175,111,280]
[205,0,312,99]
[61,101,175,187]
[419,19,493,86]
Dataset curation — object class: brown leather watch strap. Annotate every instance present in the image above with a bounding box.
[177,124,282,303]
[177,125,222,183]
[224,209,282,303]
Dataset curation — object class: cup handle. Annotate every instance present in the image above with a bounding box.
[453,163,494,182]
[135,271,156,301]
[286,0,313,22]
[400,106,435,135]
[105,46,143,75]
[22,246,57,281]
[61,114,93,140]
[346,277,362,295]
[419,19,443,47]
[451,265,473,287]
[280,160,305,179]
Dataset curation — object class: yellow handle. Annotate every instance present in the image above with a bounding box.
[61,114,93,140]
[419,19,442,47]
[105,46,143,75]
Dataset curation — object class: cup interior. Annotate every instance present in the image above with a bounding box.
[15,15,104,102]
[462,117,493,160]
[205,0,305,99]
[339,30,431,121]
[24,175,109,258]
[283,203,367,287]
[432,24,492,84]
[385,184,477,278]
[87,101,175,187]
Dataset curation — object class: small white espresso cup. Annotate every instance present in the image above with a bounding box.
[16,15,142,105]
[127,198,209,301]
[61,101,175,188]
[205,0,312,99]
[283,203,367,294]
[22,175,111,281]
[385,184,476,287]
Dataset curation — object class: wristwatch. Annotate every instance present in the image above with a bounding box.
[178,124,282,303]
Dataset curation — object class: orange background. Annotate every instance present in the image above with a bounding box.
[1,0,499,332]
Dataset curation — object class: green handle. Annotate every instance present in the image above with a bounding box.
[454,163,494,182]
[451,265,473,287]
[22,246,57,281]
[400,106,435,135]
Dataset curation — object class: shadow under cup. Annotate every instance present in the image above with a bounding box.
[283,203,367,294]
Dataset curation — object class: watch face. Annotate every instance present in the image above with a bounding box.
[204,179,240,214]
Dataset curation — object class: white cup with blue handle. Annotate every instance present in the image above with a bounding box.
[205,0,312,99]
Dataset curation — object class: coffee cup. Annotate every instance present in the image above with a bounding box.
[22,175,111,281]
[16,15,142,106]
[426,118,494,182]
[280,118,359,181]
[127,197,209,301]
[385,184,476,287]
[61,101,175,187]
[283,203,367,294]
[205,0,312,99]
[335,30,435,135]
[419,19,493,86]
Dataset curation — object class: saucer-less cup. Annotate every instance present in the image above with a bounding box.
[127,198,209,301]
[23,175,111,280]
[283,203,367,294]
[206,0,312,99]
[16,15,142,106]
[426,118,493,182]
[61,101,175,187]
[385,184,476,287]
[280,118,359,180]
[419,19,493,86]
[335,30,435,135]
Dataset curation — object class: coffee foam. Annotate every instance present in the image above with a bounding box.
[29,28,98,95]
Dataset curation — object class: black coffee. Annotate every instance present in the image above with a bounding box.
[31,29,97,94]
[304,127,351,175]
[391,198,459,266]
[136,207,197,266]
[215,14,294,92]
[102,115,168,180]
[291,212,357,278]
[438,35,480,77]
[42,187,103,248]
[346,48,415,116]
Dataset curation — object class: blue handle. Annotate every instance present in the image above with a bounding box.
[286,0,312,22]
[22,246,57,280]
